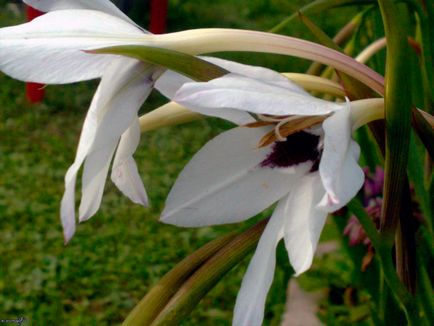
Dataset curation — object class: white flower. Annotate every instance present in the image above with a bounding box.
[160,59,366,325]
[0,0,163,242]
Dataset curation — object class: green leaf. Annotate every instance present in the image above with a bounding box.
[122,232,237,326]
[406,0,434,112]
[377,0,413,240]
[411,108,434,161]
[298,11,376,100]
[270,0,376,34]
[150,219,268,326]
[407,130,433,229]
[90,45,228,82]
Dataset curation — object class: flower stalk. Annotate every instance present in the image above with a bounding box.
[122,232,237,326]
[95,29,385,94]
[139,102,202,133]
[150,219,268,326]
[355,38,387,64]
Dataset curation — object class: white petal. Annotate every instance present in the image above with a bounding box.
[111,119,148,206]
[61,58,154,239]
[156,56,313,125]
[23,0,140,27]
[161,126,310,226]
[0,10,145,83]
[79,146,116,221]
[318,107,364,211]
[174,73,341,119]
[156,56,307,98]
[77,60,154,221]
[61,106,98,243]
[87,61,155,152]
[283,173,328,275]
[155,69,255,125]
[233,205,286,326]
[155,69,192,99]
[60,170,77,244]
[201,56,309,95]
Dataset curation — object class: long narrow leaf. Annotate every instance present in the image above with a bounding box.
[91,46,228,82]
[377,0,412,240]
[378,0,417,305]
[298,11,375,99]
[270,0,376,33]
[122,232,237,326]
[151,219,268,325]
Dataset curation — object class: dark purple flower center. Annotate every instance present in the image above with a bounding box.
[260,131,320,170]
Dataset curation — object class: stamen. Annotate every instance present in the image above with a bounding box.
[257,115,329,148]
[244,120,275,128]
[274,116,302,142]
[274,125,286,142]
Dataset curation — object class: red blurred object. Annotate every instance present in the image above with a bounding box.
[149,0,168,34]
[26,82,45,103]
[26,6,45,103]
[26,5,44,20]
[24,2,168,102]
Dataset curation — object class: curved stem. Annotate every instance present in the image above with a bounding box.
[355,37,387,64]
[350,98,384,130]
[122,232,237,326]
[139,102,202,133]
[141,29,385,95]
[150,219,268,325]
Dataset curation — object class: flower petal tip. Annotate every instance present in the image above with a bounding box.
[327,194,340,205]
[129,189,149,207]
[83,49,97,54]
[63,230,74,246]
[78,211,92,223]
[159,211,186,226]
[317,193,340,209]
[137,198,149,207]
[292,261,311,277]
[159,212,170,223]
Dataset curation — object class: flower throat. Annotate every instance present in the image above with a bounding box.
[260,131,320,170]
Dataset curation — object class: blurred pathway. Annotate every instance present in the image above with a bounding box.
[281,241,338,326]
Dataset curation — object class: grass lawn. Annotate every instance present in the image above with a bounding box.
[0,1,369,325]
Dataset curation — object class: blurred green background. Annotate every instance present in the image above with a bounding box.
[0,1,372,325]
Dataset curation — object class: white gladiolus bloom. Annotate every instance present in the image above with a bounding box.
[1,0,384,243]
[160,60,381,326]
[0,0,161,242]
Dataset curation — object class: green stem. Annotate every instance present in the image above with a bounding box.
[348,199,381,248]
[378,246,421,325]
[122,232,237,326]
[378,269,385,322]
[416,248,434,325]
[150,219,268,326]
[348,199,422,324]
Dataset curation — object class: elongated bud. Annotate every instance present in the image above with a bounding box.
[139,102,203,133]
